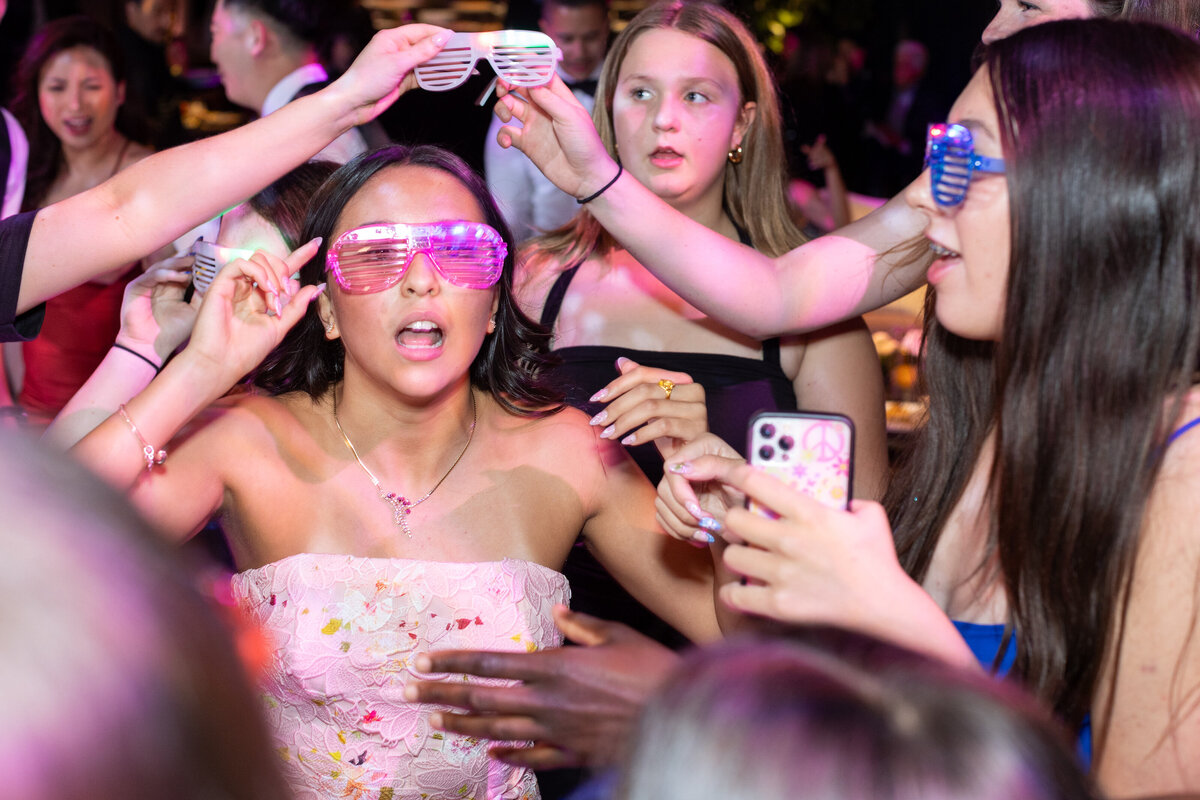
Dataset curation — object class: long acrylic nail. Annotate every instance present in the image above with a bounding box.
[620,434,636,446]
[589,388,608,402]
[601,424,615,439]
[589,410,608,426]
[686,502,705,518]
[670,462,694,475]
[698,517,724,534]
[693,530,716,544]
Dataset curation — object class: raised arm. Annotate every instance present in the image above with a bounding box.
[494,77,930,338]
[17,24,451,315]
[71,243,320,492]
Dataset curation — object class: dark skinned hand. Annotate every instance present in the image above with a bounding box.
[406,604,681,769]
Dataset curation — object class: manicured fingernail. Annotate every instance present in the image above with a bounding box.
[620,434,636,446]
[589,410,607,425]
[670,462,693,475]
[601,424,615,439]
[693,530,716,544]
[615,357,631,369]
[698,517,724,534]
[429,711,445,729]
[686,502,704,518]
[589,388,608,402]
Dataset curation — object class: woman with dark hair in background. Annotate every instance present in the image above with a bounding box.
[69,144,726,800]
[3,16,157,427]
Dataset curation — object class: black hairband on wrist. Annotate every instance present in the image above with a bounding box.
[113,343,163,374]
[576,162,623,204]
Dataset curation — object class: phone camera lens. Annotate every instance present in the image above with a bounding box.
[758,445,775,461]
[759,424,776,438]
[778,436,794,451]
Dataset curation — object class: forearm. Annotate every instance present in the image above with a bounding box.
[45,345,160,449]
[20,90,349,314]
[824,163,851,230]
[70,350,229,489]
[584,172,928,337]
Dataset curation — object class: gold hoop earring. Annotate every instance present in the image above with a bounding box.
[727,145,744,164]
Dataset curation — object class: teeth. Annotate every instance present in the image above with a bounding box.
[930,242,960,258]
[406,320,437,331]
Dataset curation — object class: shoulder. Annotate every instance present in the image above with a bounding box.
[489,403,614,471]
[178,390,315,453]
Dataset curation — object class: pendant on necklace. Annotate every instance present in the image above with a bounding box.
[379,490,414,538]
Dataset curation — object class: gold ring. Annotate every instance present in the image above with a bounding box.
[658,378,675,400]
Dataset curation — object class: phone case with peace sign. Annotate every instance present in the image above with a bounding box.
[746,410,855,517]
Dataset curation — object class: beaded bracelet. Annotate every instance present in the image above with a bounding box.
[113,343,163,374]
[576,162,623,204]
[118,404,167,470]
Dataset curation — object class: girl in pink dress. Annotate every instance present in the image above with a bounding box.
[73,144,723,799]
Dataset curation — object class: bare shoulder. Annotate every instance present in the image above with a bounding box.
[176,390,322,461]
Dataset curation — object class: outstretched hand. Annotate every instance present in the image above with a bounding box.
[182,239,323,388]
[493,74,618,200]
[406,605,681,769]
[334,24,452,125]
[589,357,707,459]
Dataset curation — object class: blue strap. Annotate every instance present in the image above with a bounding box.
[1167,416,1200,448]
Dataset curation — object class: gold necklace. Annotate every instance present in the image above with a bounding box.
[332,389,477,538]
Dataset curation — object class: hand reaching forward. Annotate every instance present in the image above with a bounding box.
[182,239,323,389]
[493,74,619,201]
[589,357,708,459]
[664,453,977,668]
[405,605,681,769]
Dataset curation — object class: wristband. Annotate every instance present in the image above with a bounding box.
[577,163,623,204]
[113,343,163,374]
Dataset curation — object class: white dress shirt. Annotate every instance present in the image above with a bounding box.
[263,63,368,165]
[484,64,601,242]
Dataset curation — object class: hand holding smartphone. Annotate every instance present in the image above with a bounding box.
[746,411,854,518]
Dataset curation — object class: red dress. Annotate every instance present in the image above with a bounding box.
[18,264,139,426]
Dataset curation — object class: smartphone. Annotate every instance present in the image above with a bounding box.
[746,410,854,518]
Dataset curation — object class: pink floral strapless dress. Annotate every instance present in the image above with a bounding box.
[230,554,570,800]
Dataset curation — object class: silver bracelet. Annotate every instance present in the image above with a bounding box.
[118,404,167,470]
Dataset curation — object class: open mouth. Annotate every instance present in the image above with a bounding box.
[397,320,444,350]
[929,242,961,259]
[62,118,93,136]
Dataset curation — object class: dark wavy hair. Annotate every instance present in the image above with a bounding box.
[885,18,1200,735]
[253,145,562,416]
[10,16,146,211]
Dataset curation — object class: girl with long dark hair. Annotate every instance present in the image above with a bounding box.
[665,19,1200,795]
[71,144,723,800]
